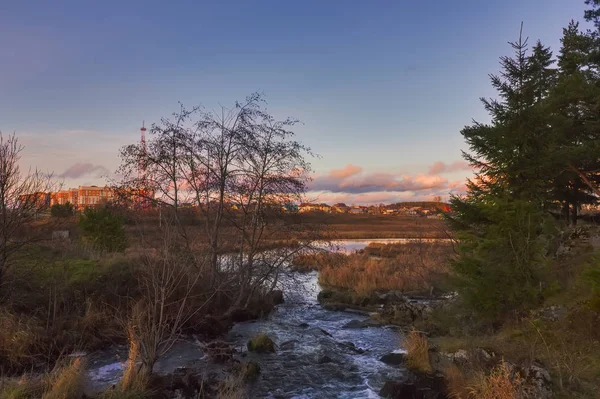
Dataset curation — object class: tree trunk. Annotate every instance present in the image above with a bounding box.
[571,200,578,226]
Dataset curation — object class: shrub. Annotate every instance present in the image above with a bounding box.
[449,198,556,322]
[79,206,127,252]
[404,330,432,373]
[247,333,275,353]
[50,202,74,218]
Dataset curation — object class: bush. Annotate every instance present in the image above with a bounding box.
[247,333,275,353]
[449,198,556,322]
[79,206,127,252]
[50,202,74,218]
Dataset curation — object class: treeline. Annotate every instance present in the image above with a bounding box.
[448,2,600,321]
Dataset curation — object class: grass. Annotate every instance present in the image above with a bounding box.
[404,330,432,373]
[429,248,600,399]
[43,357,85,399]
[466,361,524,399]
[290,251,347,272]
[318,242,453,296]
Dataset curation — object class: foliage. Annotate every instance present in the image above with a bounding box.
[449,198,556,321]
[78,206,127,252]
[50,202,74,218]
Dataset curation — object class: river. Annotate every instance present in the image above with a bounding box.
[85,239,408,398]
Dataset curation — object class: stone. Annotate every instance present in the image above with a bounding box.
[380,352,406,366]
[269,290,284,305]
[247,334,275,353]
[317,355,334,364]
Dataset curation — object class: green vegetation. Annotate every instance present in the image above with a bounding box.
[429,2,600,397]
[247,333,275,353]
[79,206,127,252]
[50,202,74,218]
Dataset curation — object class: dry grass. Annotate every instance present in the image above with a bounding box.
[467,361,524,399]
[217,373,247,399]
[444,364,470,399]
[43,357,85,399]
[319,242,453,296]
[290,251,347,272]
[404,330,432,373]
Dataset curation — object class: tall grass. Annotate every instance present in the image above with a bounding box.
[43,357,85,399]
[319,242,452,295]
[404,330,432,373]
[467,361,523,399]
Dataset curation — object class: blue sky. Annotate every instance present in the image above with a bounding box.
[0,0,589,204]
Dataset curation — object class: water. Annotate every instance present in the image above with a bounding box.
[228,271,404,398]
[85,240,408,398]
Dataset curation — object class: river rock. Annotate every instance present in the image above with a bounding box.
[247,334,275,353]
[342,319,378,329]
[269,290,284,305]
[380,372,448,399]
[522,362,553,399]
[380,352,406,366]
[317,355,335,364]
[298,322,309,328]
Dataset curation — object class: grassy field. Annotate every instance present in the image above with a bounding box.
[296,213,450,239]
[316,241,454,296]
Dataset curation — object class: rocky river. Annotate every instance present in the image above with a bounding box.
[85,240,410,398]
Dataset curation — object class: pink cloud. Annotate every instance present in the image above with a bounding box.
[307,164,473,205]
[328,164,362,179]
[428,160,471,175]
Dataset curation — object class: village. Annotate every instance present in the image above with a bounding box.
[296,201,450,218]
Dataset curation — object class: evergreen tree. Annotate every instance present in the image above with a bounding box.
[548,20,600,223]
[461,27,556,205]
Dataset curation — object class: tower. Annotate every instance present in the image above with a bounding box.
[139,121,147,180]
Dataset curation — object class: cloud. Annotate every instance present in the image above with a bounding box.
[59,163,109,179]
[310,170,448,194]
[306,164,473,205]
[428,160,471,175]
[329,164,362,179]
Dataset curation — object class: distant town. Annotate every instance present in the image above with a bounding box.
[295,201,451,218]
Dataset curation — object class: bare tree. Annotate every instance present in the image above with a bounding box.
[0,132,55,293]
[118,93,324,317]
[126,222,216,378]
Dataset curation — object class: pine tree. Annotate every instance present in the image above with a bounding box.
[547,20,600,223]
[461,26,556,204]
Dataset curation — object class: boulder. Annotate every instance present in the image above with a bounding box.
[380,372,449,399]
[317,355,334,364]
[247,334,275,353]
[380,352,406,366]
[522,362,553,399]
[342,319,382,329]
[269,290,284,305]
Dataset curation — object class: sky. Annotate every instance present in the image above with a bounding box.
[0,0,590,204]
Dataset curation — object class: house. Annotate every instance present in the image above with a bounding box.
[299,203,331,213]
[331,203,350,213]
[349,206,368,214]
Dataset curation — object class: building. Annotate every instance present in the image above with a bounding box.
[298,203,331,213]
[50,186,115,209]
